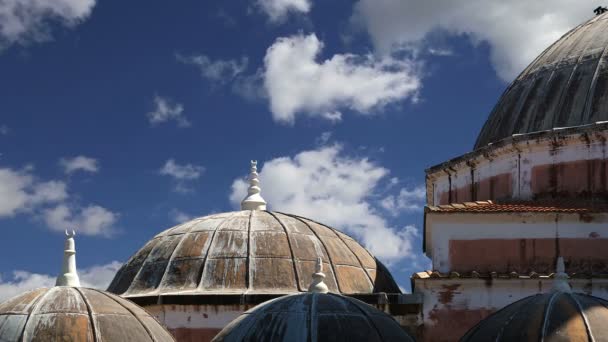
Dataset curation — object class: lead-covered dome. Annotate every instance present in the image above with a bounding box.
[461,291,608,341]
[108,210,399,297]
[212,292,416,342]
[475,12,608,149]
[0,287,174,341]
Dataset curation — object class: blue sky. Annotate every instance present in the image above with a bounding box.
[0,0,601,296]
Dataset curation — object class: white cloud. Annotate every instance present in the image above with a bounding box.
[380,185,426,215]
[229,144,419,262]
[263,33,421,124]
[352,0,603,81]
[147,95,190,128]
[160,159,205,194]
[60,155,99,174]
[169,209,193,223]
[176,53,248,83]
[256,0,311,22]
[0,261,122,302]
[0,0,95,50]
[0,168,67,217]
[0,125,9,135]
[43,204,118,237]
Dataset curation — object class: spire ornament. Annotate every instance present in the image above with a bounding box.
[241,160,267,210]
[308,257,329,294]
[55,229,81,287]
[552,256,571,293]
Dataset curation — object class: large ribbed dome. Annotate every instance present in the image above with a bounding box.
[475,12,608,149]
[0,287,174,341]
[461,291,608,341]
[212,292,416,342]
[108,210,399,297]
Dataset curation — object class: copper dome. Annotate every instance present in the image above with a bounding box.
[0,286,174,341]
[108,210,399,297]
[211,292,416,342]
[475,12,608,149]
[461,291,608,341]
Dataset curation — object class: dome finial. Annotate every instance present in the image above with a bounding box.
[552,256,571,293]
[308,257,329,293]
[241,160,267,210]
[55,229,81,287]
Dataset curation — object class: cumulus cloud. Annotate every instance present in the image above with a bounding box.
[255,0,311,22]
[169,208,193,223]
[229,144,419,262]
[147,95,190,128]
[60,155,99,174]
[160,159,205,193]
[176,53,248,84]
[0,168,67,217]
[380,185,426,215]
[263,33,421,124]
[0,261,122,301]
[0,0,96,51]
[43,204,118,237]
[352,0,603,81]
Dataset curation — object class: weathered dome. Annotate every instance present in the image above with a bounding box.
[211,292,415,342]
[475,12,608,149]
[108,210,399,297]
[461,291,608,341]
[0,286,174,341]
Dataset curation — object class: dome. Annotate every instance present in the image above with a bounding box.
[475,12,608,149]
[211,292,416,342]
[0,287,174,341]
[108,210,400,297]
[460,291,608,341]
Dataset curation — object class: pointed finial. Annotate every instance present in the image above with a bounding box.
[552,256,571,293]
[308,257,329,293]
[240,160,267,210]
[55,229,81,287]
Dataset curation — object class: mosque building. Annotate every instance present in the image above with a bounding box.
[4,7,608,342]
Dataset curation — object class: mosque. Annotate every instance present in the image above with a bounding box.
[3,7,608,342]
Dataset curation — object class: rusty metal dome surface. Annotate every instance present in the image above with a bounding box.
[475,12,608,149]
[211,292,416,342]
[0,286,174,341]
[461,292,608,341]
[108,210,400,297]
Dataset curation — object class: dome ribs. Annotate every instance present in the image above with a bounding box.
[73,288,98,342]
[283,213,346,294]
[475,13,608,149]
[198,212,245,292]
[14,288,53,341]
[265,211,303,292]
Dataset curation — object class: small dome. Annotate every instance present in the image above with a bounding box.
[211,292,416,342]
[461,291,608,341]
[475,13,608,149]
[108,210,399,297]
[0,287,174,341]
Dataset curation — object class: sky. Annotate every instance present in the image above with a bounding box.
[0,0,603,298]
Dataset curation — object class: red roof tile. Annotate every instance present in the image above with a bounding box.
[426,200,608,213]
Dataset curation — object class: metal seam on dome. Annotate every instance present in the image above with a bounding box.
[245,210,252,291]
[570,293,596,342]
[197,212,239,291]
[339,294,385,341]
[582,19,608,123]
[288,213,376,290]
[309,293,318,342]
[155,225,196,294]
[18,287,57,341]
[266,211,302,291]
[282,213,344,294]
[73,288,98,342]
[540,291,560,341]
[123,238,165,296]
[494,294,541,340]
[90,289,158,342]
